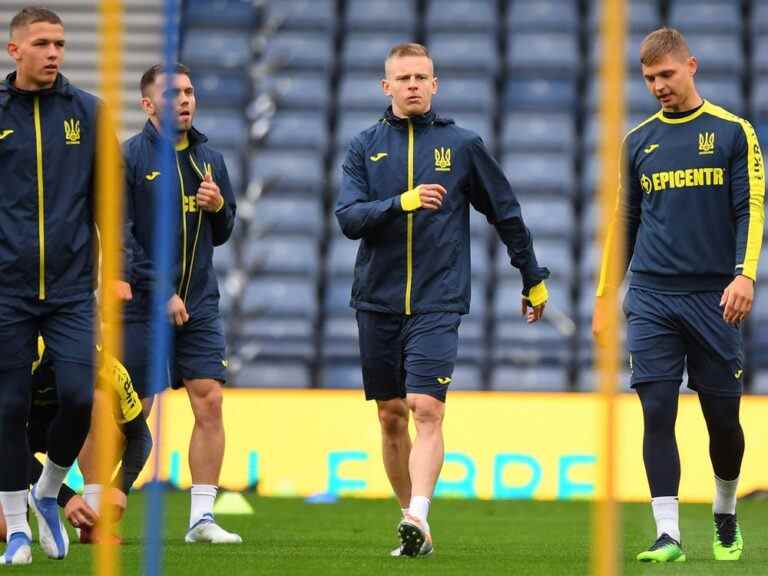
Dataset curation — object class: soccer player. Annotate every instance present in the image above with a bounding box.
[593,28,764,562]
[0,7,110,564]
[335,43,550,557]
[0,338,152,545]
[120,63,240,544]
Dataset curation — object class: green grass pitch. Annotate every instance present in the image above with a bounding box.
[10,493,768,575]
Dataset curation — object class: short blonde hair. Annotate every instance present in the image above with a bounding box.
[640,27,690,66]
[385,42,433,75]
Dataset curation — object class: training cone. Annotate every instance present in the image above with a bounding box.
[213,492,254,515]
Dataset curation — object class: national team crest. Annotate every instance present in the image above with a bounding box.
[64,118,81,145]
[698,132,715,155]
[434,147,451,172]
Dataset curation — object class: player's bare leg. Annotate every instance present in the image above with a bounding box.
[183,378,240,544]
[0,503,6,542]
[376,398,412,508]
[396,393,443,557]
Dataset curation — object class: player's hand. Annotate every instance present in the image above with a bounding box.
[196,173,224,213]
[521,281,548,324]
[64,495,98,529]
[167,294,190,326]
[720,275,754,326]
[418,184,447,210]
[113,280,133,301]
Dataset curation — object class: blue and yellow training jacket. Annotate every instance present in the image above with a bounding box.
[336,107,549,315]
[598,100,766,295]
[0,73,103,301]
[122,120,236,318]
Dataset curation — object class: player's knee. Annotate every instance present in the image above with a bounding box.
[377,401,408,436]
[410,398,444,430]
[191,384,223,427]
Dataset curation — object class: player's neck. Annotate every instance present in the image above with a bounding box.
[149,116,188,145]
[13,70,55,92]
[391,104,432,120]
[662,92,703,115]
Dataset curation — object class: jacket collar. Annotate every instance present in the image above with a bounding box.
[381,106,453,129]
[142,119,208,148]
[0,72,74,108]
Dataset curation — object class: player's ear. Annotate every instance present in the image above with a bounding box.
[687,56,698,77]
[381,78,392,97]
[431,75,438,95]
[6,40,20,61]
[140,96,154,116]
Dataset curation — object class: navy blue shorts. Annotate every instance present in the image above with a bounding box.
[624,288,743,396]
[0,295,94,371]
[123,311,227,398]
[356,310,461,403]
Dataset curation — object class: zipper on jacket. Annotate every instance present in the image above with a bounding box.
[179,154,207,302]
[33,97,46,300]
[405,118,414,315]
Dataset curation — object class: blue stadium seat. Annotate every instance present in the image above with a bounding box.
[264,112,328,150]
[263,33,333,71]
[346,0,417,33]
[234,362,310,388]
[325,277,354,316]
[339,74,389,111]
[434,75,494,112]
[267,0,335,31]
[502,152,574,196]
[696,78,744,115]
[328,239,359,277]
[450,364,483,391]
[439,113,492,149]
[337,113,379,150]
[751,34,768,74]
[320,363,362,390]
[502,112,575,152]
[470,238,489,279]
[583,113,657,152]
[493,320,571,366]
[508,0,578,32]
[587,77,658,114]
[243,236,319,276]
[470,208,490,239]
[426,0,497,32]
[587,0,661,33]
[507,32,578,76]
[193,71,250,108]
[194,110,248,149]
[250,150,324,194]
[212,242,235,274]
[504,78,576,110]
[239,318,315,361]
[589,33,652,73]
[685,34,743,75]
[242,276,316,317]
[260,73,329,110]
[342,33,414,72]
[251,197,323,236]
[428,33,499,74]
[753,3,768,35]
[518,197,573,238]
[219,149,243,194]
[182,31,251,68]
[668,1,741,34]
[491,365,568,391]
[752,79,768,119]
[185,0,260,29]
[496,238,573,280]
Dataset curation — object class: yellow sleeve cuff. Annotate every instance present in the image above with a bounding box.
[214,195,225,213]
[399,187,422,212]
[524,282,549,307]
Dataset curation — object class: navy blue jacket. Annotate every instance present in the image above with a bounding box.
[0,73,102,300]
[598,101,765,295]
[122,121,236,318]
[336,108,549,315]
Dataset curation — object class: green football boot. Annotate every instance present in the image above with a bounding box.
[636,533,686,563]
[713,513,743,561]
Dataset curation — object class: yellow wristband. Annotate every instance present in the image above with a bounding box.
[525,282,549,307]
[399,187,422,212]
[214,195,225,213]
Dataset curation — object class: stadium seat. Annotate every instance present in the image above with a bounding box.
[502,112,575,152]
[491,365,569,391]
[234,362,311,388]
[219,149,243,194]
[345,0,416,33]
[750,33,768,75]
[685,34,743,75]
[507,32,578,76]
[184,0,261,29]
[194,110,248,149]
[504,78,576,110]
[753,3,768,35]
[588,33,654,73]
[325,277,355,317]
[182,31,251,68]
[320,363,362,390]
[518,197,573,239]
[582,112,657,152]
[242,276,317,317]
[193,71,250,108]
[496,238,573,280]
[260,73,329,110]
[587,0,661,32]
[508,0,578,32]
[342,33,415,72]
[249,150,324,194]
[327,239,359,278]
[696,77,744,115]
[668,1,742,35]
[451,364,483,391]
[336,113,379,150]
[213,242,235,274]
[427,33,499,75]
[339,74,390,111]
[263,32,333,71]
[493,320,572,366]
[239,318,315,361]
[426,0,497,32]
[586,77,658,114]
[251,197,323,236]
[242,236,319,276]
[263,112,328,150]
[267,0,335,31]
[435,111,493,149]
[502,152,575,196]
[435,75,494,113]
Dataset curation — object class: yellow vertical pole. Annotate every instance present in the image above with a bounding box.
[95,0,123,574]
[592,0,626,575]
